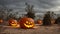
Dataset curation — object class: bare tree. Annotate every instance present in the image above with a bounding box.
[25,3,35,19]
[43,11,51,25]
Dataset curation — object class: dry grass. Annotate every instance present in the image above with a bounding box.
[0,24,60,34]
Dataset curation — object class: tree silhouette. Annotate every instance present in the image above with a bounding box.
[7,12,19,20]
[51,12,56,19]
[43,11,51,25]
[25,3,35,19]
[0,7,13,21]
[55,17,60,24]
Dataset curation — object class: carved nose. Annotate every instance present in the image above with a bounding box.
[29,23,30,24]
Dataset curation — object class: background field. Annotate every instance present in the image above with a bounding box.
[0,24,60,34]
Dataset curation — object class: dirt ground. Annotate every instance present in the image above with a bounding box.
[0,24,60,34]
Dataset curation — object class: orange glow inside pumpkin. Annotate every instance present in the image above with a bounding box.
[24,21,34,28]
[19,17,35,29]
[9,19,20,28]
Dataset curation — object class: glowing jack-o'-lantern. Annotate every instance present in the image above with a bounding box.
[8,19,20,28]
[19,17,35,29]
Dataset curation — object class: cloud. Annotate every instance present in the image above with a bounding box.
[0,0,60,14]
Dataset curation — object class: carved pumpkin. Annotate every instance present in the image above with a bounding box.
[0,19,3,23]
[8,19,20,28]
[19,17,35,29]
[37,19,43,25]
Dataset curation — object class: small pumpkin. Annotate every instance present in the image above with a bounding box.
[19,17,35,29]
[0,19,3,23]
[37,19,43,25]
[8,19,20,28]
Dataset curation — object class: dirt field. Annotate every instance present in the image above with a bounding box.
[0,24,60,34]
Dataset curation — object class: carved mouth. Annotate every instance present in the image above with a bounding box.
[24,23,33,28]
[11,24,17,26]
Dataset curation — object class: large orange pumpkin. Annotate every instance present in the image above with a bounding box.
[37,19,43,25]
[8,19,20,28]
[19,17,35,29]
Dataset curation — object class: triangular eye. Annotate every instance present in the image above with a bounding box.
[12,22,14,23]
[26,21,29,23]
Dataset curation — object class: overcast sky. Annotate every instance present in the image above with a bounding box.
[0,0,60,14]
